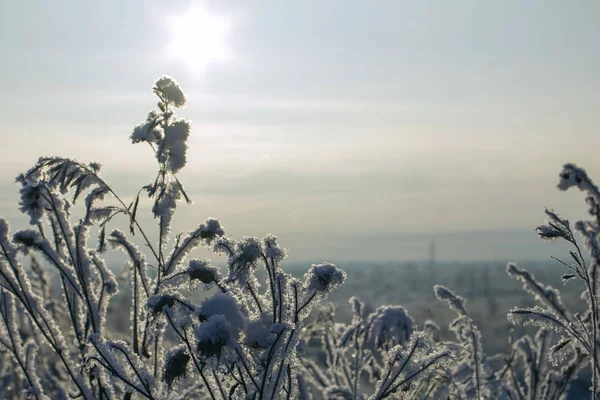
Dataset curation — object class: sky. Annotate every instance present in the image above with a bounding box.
[0,0,599,263]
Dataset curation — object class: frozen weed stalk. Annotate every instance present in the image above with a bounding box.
[1,75,600,400]
[0,76,350,400]
[506,164,600,400]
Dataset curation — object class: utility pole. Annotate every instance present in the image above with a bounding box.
[429,240,436,285]
[429,240,436,269]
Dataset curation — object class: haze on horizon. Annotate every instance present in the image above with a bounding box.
[1,0,599,262]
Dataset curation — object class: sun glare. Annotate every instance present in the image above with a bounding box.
[166,2,232,74]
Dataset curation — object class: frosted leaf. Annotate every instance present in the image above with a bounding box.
[507,306,567,333]
[433,285,467,315]
[544,208,570,228]
[550,337,574,365]
[535,208,575,244]
[506,263,570,321]
[536,225,563,242]
[88,207,115,222]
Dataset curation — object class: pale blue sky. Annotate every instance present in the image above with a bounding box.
[1,0,599,262]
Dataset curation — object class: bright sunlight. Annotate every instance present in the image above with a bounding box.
[166,2,232,74]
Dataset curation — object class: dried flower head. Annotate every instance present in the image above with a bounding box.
[199,218,225,242]
[198,293,244,334]
[303,263,346,293]
[148,294,177,316]
[237,237,263,264]
[164,346,190,388]
[263,234,287,262]
[154,75,186,108]
[18,184,47,224]
[195,315,233,358]
[186,259,219,284]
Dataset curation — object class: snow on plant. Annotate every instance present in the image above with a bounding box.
[299,297,450,399]
[506,163,600,399]
[296,161,600,400]
[433,285,489,400]
[495,329,586,400]
[0,76,350,399]
[0,75,599,400]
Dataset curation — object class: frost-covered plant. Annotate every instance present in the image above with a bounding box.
[433,285,490,399]
[506,164,600,399]
[1,75,600,400]
[493,328,586,400]
[0,76,347,399]
[299,297,449,399]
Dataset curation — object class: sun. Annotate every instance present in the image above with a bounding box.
[166,2,232,74]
